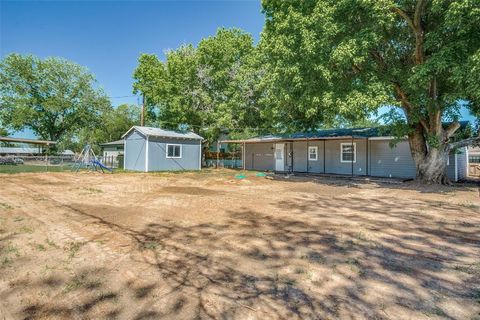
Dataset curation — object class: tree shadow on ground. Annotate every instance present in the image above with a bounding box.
[269,173,478,195]
[5,189,480,319]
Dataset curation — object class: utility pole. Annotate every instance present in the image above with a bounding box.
[140,94,145,126]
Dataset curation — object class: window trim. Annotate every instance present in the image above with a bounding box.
[340,142,356,163]
[308,146,318,161]
[166,143,182,159]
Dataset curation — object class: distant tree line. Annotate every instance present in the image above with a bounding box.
[0,54,139,153]
[1,0,479,183]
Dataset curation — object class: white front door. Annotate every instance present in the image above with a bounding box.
[275,143,285,171]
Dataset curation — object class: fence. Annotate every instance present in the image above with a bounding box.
[204,151,243,169]
[0,154,123,173]
[0,155,76,173]
[468,163,480,177]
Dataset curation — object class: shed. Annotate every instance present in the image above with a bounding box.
[122,126,203,172]
[100,140,124,158]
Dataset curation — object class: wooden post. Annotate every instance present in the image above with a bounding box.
[140,94,145,126]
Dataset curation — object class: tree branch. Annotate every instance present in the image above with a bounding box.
[414,0,428,30]
[444,121,460,138]
[449,136,480,149]
[392,7,415,33]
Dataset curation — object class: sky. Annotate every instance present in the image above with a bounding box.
[0,0,475,138]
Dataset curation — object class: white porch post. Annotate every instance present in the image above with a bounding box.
[242,142,246,170]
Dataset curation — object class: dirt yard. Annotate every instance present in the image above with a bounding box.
[0,170,479,320]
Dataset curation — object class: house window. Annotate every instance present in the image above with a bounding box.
[166,144,182,158]
[308,146,318,161]
[341,143,356,163]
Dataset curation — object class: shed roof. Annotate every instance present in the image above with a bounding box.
[122,126,203,140]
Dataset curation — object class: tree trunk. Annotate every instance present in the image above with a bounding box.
[414,151,450,184]
[408,128,450,184]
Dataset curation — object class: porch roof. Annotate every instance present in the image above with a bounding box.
[220,121,470,144]
[220,127,385,144]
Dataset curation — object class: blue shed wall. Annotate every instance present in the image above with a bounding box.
[124,131,146,171]
[147,137,201,171]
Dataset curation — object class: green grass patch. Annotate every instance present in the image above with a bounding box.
[1,257,12,267]
[46,238,60,249]
[19,226,34,234]
[0,164,71,174]
[65,241,84,259]
[0,202,13,210]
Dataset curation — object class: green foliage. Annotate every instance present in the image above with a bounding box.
[261,0,480,136]
[61,104,139,153]
[133,28,265,146]
[0,54,111,147]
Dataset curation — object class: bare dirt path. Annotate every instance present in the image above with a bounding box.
[0,171,479,319]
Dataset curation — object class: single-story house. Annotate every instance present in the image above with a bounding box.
[221,126,468,182]
[100,140,124,158]
[122,126,203,172]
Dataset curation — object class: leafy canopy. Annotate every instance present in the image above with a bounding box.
[133,28,265,145]
[0,54,110,144]
[261,0,480,136]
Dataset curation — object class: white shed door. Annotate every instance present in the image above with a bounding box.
[275,143,284,171]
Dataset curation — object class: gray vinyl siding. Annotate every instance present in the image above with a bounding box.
[245,143,275,171]
[292,142,308,172]
[286,141,325,173]
[324,139,367,176]
[306,141,324,173]
[369,140,416,179]
[147,137,201,171]
[456,147,467,180]
[124,131,146,171]
[242,137,467,181]
[447,152,456,181]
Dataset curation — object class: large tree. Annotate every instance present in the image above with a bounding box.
[261,0,480,183]
[0,54,110,145]
[133,28,264,146]
[61,103,140,153]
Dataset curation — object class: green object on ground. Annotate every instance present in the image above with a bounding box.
[235,174,246,179]
[255,172,267,177]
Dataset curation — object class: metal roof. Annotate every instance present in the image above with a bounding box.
[220,121,471,144]
[0,147,74,155]
[122,126,203,140]
[221,127,387,143]
[0,136,56,145]
[0,147,42,154]
[99,139,124,146]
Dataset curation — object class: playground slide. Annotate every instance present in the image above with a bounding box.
[92,160,113,173]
